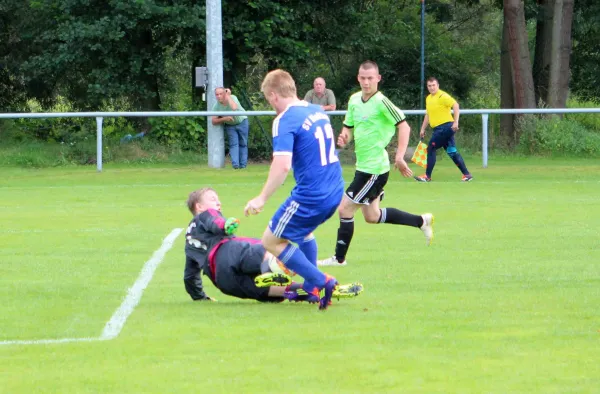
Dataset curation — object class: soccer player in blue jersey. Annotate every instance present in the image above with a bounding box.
[244,69,345,310]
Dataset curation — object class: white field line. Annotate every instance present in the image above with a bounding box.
[0,228,183,346]
[1,179,599,191]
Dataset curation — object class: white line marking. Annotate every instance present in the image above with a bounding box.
[0,228,183,346]
[101,227,182,340]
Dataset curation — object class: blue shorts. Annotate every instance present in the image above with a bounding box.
[269,193,342,243]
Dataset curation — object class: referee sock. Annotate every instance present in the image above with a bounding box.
[299,234,318,267]
[278,243,326,289]
[334,217,354,262]
[378,208,424,228]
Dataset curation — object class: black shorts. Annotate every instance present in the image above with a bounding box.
[213,240,275,302]
[345,170,389,205]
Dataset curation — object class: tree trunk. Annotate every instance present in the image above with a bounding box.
[547,0,573,108]
[500,17,516,143]
[504,0,536,110]
[532,0,553,106]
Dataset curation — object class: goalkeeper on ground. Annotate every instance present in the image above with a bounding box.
[184,188,362,303]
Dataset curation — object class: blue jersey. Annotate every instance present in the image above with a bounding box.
[272,101,344,204]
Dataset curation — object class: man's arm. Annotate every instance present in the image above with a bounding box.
[225,89,238,110]
[212,116,234,125]
[451,102,460,131]
[322,90,336,111]
[183,256,213,301]
[244,155,291,216]
[337,126,354,148]
[419,114,429,139]
[197,209,227,235]
[394,121,413,178]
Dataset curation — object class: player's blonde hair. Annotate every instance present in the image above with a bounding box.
[186,187,216,214]
[261,69,297,98]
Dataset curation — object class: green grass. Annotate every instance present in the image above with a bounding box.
[1,158,599,393]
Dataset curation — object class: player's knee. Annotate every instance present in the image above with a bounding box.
[447,147,458,158]
[363,210,380,224]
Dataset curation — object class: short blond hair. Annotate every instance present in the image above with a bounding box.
[186,187,215,214]
[261,69,297,98]
[359,60,379,73]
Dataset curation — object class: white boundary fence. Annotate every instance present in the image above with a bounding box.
[1,108,599,171]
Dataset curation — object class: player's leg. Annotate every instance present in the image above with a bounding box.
[319,171,367,266]
[225,125,240,169]
[298,233,318,266]
[363,173,435,246]
[237,119,249,169]
[415,127,443,181]
[265,198,338,310]
[444,131,472,180]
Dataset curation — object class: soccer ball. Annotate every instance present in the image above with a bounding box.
[267,254,296,277]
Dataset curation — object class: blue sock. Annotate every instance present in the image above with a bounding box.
[278,243,326,289]
[298,234,318,267]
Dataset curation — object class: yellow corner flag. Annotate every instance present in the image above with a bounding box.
[411,141,428,169]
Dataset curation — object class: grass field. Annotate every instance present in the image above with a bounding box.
[1,157,599,393]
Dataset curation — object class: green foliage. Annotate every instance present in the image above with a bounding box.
[148,116,206,151]
[517,115,600,156]
[565,97,600,132]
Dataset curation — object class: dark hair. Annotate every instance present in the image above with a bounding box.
[426,77,438,83]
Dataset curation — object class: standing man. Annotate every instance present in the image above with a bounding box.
[414,77,473,182]
[304,77,336,111]
[211,87,249,169]
[318,60,434,267]
[244,69,346,310]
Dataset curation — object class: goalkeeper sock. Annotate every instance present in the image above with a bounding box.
[298,234,317,266]
[378,208,423,228]
[278,243,326,289]
[334,217,354,262]
[285,282,302,292]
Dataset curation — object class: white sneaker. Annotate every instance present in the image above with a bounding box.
[317,256,347,266]
[421,213,434,246]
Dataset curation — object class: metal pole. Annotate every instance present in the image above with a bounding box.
[420,0,425,112]
[482,114,489,168]
[96,117,103,172]
[206,0,225,168]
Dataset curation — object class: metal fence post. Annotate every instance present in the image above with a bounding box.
[96,117,103,172]
[482,113,489,168]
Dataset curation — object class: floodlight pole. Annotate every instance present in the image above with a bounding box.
[206,0,225,168]
[420,0,426,115]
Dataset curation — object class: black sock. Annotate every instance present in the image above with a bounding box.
[335,217,354,262]
[378,208,423,228]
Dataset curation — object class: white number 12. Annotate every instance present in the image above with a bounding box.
[314,124,339,166]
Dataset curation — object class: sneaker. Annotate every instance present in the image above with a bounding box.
[283,289,319,303]
[254,272,292,288]
[319,275,338,311]
[462,174,473,182]
[420,213,434,246]
[317,256,347,266]
[414,175,431,182]
[333,282,364,299]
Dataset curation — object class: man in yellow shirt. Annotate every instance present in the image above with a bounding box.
[414,77,473,182]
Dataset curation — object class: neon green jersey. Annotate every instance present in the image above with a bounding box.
[343,91,406,174]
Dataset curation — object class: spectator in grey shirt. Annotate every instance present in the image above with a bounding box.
[304,77,336,111]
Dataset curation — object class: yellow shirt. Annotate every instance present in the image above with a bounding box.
[426,90,456,128]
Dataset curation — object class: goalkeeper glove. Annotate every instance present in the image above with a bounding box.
[224,217,240,235]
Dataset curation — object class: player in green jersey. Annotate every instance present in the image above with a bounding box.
[318,61,434,267]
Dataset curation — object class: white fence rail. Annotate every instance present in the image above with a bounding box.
[1,108,599,171]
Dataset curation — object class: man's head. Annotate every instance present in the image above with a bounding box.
[426,77,440,95]
[357,61,381,96]
[214,87,229,105]
[261,69,298,113]
[313,77,326,95]
[187,188,221,215]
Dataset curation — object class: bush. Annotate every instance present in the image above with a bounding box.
[517,115,600,156]
[565,97,600,132]
[148,116,206,151]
